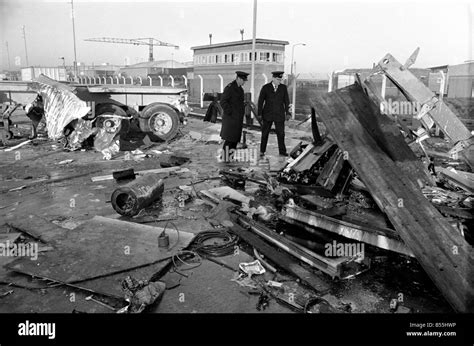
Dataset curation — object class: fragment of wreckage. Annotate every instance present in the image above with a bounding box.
[280,202,414,257]
[234,211,370,279]
[312,82,474,312]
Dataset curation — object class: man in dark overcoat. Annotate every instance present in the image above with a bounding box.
[220,71,249,152]
[257,71,291,157]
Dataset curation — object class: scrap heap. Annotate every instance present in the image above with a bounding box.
[215,50,473,313]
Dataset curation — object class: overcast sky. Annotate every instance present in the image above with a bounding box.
[0,0,472,75]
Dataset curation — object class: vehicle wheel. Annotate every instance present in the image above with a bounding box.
[3,130,13,140]
[95,103,130,135]
[140,103,179,141]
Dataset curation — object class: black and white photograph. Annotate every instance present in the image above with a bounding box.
[0,0,473,344]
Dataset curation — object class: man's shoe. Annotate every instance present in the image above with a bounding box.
[260,152,265,158]
[279,152,289,157]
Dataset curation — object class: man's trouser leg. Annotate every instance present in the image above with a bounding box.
[223,140,237,150]
[222,141,238,162]
[275,121,287,154]
[260,120,272,154]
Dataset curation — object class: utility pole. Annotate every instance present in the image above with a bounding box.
[240,29,244,40]
[250,0,257,103]
[6,41,11,69]
[21,25,29,66]
[209,33,212,45]
[290,43,306,119]
[71,0,78,80]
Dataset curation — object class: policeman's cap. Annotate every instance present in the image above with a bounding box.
[272,71,284,78]
[236,71,249,81]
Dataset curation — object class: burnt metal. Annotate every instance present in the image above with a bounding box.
[111,174,164,216]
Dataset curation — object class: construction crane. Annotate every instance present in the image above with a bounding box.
[84,37,179,62]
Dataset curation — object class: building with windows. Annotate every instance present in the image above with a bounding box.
[189,38,289,103]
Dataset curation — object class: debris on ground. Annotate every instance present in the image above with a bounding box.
[120,276,166,313]
[111,174,164,217]
[0,49,472,315]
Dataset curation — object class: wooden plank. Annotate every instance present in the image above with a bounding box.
[91,167,189,182]
[203,186,253,205]
[378,54,471,144]
[437,167,474,193]
[313,87,474,312]
[283,143,315,172]
[336,83,433,186]
[227,217,330,294]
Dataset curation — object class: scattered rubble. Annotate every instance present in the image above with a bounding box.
[0,50,472,315]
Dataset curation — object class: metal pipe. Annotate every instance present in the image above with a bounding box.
[111,175,164,217]
[217,74,223,92]
[250,0,257,103]
[70,0,78,80]
[290,43,306,119]
[197,75,203,108]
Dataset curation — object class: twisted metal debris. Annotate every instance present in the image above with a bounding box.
[30,74,90,140]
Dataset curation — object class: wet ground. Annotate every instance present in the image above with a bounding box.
[0,110,453,313]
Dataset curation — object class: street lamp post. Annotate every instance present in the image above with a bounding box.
[290,43,306,119]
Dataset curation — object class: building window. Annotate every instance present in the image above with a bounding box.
[273,53,283,63]
[259,52,271,62]
[216,55,222,64]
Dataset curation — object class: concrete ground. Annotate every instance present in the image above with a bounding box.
[0,110,452,313]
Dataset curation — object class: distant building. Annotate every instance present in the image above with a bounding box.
[78,64,122,78]
[447,61,474,98]
[190,38,289,102]
[119,60,189,87]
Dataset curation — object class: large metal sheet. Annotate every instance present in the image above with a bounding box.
[30,75,90,140]
[7,216,194,287]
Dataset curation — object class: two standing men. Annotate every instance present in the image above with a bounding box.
[220,70,291,157]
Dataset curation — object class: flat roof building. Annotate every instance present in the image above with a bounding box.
[189,38,289,103]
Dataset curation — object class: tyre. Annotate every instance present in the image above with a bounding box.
[95,103,130,136]
[139,103,179,141]
[3,130,13,140]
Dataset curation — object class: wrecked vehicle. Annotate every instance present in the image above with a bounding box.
[0,74,190,146]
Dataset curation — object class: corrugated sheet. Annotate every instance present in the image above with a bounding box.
[30,74,90,140]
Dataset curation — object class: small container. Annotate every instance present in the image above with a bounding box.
[158,232,170,248]
[111,174,164,217]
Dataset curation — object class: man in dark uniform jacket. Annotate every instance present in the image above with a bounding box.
[220,71,249,151]
[257,71,291,157]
